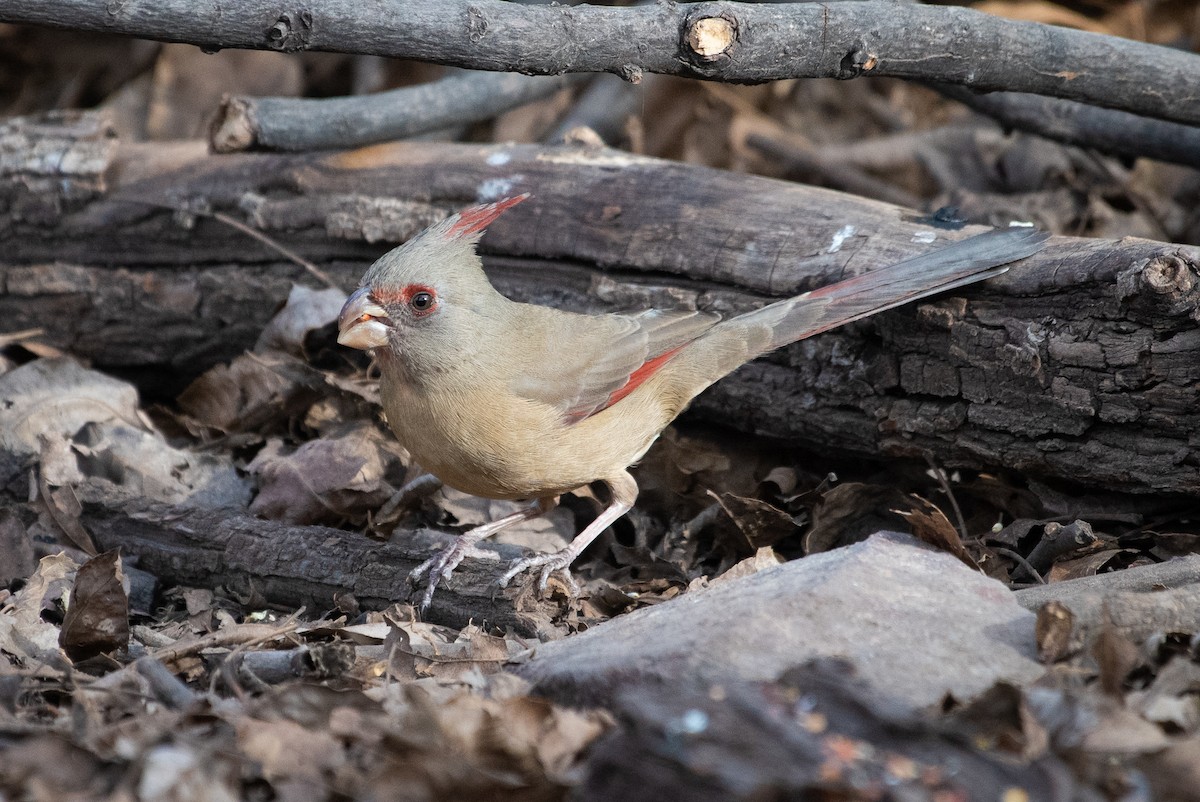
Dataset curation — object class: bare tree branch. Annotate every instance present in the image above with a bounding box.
[4,0,1199,126]
[931,84,1200,169]
[211,71,585,153]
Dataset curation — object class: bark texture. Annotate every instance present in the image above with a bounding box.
[3,112,1199,497]
[83,501,569,638]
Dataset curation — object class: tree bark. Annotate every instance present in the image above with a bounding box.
[4,1,1198,126]
[3,112,1199,498]
[83,501,570,638]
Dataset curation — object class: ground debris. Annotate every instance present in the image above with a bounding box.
[1,600,607,802]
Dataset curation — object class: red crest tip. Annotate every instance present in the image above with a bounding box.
[445,193,531,240]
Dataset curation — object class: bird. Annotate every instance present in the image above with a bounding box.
[337,194,1048,610]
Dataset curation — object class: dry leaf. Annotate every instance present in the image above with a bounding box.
[893,494,979,570]
[0,734,112,799]
[0,358,143,460]
[0,552,79,664]
[437,486,574,553]
[1035,600,1076,663]
[713,491,799,550]
[138,744,241,802]
[704,546,784,588]
[70,420,250,508]
[0,357,248,509]
[248,422,407,524]
[805,483,910,554]
[1046,549,1138,582]
[177,351,327,436]
[1139,736,1200,801]
[236,716,345,786]
[940,682,1049,761]
[60,550,130,661]
[1092,626,1144,698]
[254,284,347,356]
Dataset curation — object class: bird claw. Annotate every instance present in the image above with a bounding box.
[408,538,498,612]
[498,551,581,596]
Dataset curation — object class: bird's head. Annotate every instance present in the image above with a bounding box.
[336,194,529,363]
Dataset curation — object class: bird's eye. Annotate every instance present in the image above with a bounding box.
[410,291,435,312]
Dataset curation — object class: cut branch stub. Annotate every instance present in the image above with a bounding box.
[265,10,313,52]
[839,40,880,79]
[683,7,738,68]
[689,18,734,58]
[1117,252,1200,320]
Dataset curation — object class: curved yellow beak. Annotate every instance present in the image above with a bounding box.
[337,287,390,350]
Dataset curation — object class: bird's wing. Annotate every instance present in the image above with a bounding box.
[510,308,721,424]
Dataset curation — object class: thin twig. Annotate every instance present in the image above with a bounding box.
[924,455,968,542]
[993,547,1046,585]
[112,198,339,289]
[148,614,305,666]
[134,656,199,709]
[0,328,45,347]
[932,83,1200,169]
[375,473,444,524]
[208,210,339,289]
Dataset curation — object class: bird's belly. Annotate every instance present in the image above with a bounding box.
[378,378,589,500]
[379,374,670,501]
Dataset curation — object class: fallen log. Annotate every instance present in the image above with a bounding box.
[2,111,1198,497]
[82,501,570,638]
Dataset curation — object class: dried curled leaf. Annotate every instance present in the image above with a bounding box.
[0,552,79,665]
[254,284,347,356]
[247,422,408,525]
[60,550,130,661]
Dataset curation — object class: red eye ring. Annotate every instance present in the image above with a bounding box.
[407,287,437,317]
[387,284,439,317]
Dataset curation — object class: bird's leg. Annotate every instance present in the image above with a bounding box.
[499,470,638,595]
[409,495,558,611]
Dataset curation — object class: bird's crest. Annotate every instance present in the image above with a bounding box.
[359,193,530,298]
[443,193,530,241]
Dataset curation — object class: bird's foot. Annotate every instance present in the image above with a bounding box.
[498,550,581,596]
[408,537,498,612]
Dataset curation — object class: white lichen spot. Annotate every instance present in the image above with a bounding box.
[1008,220,1035,228]
[911,230,937,244]
[486,151,512,167]
[478,176,524,200]
[828,224,857,253]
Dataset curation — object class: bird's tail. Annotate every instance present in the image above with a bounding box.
[742,227,1048,355]
[663,228,1049,406]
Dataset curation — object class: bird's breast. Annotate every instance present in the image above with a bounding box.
[377,367,676,500]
